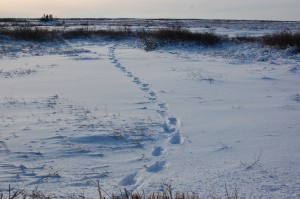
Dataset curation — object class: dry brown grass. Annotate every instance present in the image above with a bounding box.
[0,181,238,199]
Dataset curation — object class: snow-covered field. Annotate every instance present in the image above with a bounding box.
[1,20,300,198]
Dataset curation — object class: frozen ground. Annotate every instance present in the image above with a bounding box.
[1,20,300,198]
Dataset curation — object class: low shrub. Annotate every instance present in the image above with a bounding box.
[154,29,222,45]
[262,31,300,49]
[0,27,134,41]
[140,27,221,45]
[137,31,160,51]
[62,28,92,39]
[0,18,27,22]
[233,36,258,43]
[63,27,134,39]
[94,27,134,39]
[138,27,223,50]
[0,27,60,41]
[1,24,299,54]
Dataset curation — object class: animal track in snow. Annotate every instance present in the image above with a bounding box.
[149,91,157,97]
[108,44,183,138]
[119,172,138,186]
[162,117,180,133]
[110,46,180,127]
[141,83,150,91]
[146,161,167,173]
[152,146,164,156]
[126,72,133,77]
[108,45,184,178]
[169,131,183,145]
[133,77,141,84]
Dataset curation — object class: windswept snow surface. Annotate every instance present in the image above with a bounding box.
[1,22,300,198]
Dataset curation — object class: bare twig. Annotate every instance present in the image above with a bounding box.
[93,180,112,199]
[124,188,130,199]
[217,142,231,151]
[246,151,262,170]
[225,182,230,199]
[97,181,102,199]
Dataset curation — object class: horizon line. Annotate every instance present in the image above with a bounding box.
[0,17,299,22]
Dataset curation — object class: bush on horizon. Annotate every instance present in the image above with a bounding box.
[40,14,54,22]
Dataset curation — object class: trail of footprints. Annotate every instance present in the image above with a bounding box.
[109,45,183,187]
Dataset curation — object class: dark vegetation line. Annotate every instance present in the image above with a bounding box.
[0,18,28,22]
[261,32,300,49]
[0,26,299,52]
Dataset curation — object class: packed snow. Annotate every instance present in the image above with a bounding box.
[0,19,300,198]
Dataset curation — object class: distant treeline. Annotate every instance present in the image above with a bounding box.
[0,26,299,52]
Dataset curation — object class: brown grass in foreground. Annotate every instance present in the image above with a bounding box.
[0,182,238,199]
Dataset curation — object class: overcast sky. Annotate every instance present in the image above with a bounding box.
[1,0,299,21]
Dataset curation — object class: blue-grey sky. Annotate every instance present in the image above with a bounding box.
[1,0,299,20]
